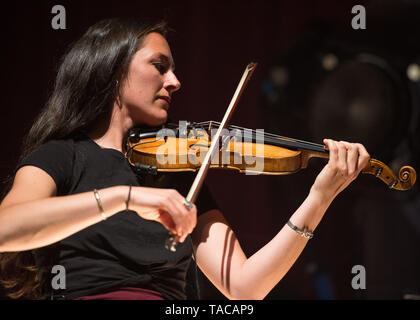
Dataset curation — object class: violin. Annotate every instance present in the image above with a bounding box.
[125,62,416,251]
[126,120,417,191]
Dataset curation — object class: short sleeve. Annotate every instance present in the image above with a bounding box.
[17,140,74,196]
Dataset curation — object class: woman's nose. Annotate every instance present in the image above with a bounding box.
[165,71,181,93]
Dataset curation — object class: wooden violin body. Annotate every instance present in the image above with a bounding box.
[126,121,417,191]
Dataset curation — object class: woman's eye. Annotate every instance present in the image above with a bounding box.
[152,62,167,74]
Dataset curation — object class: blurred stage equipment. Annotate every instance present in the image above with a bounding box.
[262,2,420,299]
[262,14,420,171]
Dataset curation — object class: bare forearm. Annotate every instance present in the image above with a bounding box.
[0,186,127,252]
[233,189,333,299]
[196,140,369,300]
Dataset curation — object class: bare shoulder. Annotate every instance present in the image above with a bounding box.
[0,166,57,208]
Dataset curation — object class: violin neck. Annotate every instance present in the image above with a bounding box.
[199,121,326,154]
[263,135,327,154]
[228,128,327,154]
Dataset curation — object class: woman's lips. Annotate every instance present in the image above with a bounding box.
[157,96,171,110]
[157,96,171,103]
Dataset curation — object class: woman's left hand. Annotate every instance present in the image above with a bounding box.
[310,139,370,201]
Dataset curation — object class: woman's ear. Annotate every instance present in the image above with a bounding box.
[115,80,123,108]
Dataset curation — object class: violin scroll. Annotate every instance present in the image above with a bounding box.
[361,159,416,191]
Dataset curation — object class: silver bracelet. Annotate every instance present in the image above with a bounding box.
[286,220,313,239]
[93,189,107,221]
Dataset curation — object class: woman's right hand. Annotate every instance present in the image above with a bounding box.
[127,186,197,243]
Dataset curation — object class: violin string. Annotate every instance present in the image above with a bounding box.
[196,121,306,146]
[196,121,325,150]
[230,123,323,147]
[147,121,325,152]
[235,126,324,149]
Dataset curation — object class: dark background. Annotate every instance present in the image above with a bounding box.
[1,0,420,300]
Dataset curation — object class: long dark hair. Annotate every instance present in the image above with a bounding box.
[0,17,168,299]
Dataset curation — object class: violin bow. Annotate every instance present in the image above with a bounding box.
[165,62,258,251]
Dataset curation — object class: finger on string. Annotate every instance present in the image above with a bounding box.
[323,138,330,151]
[336,141,348,175]
[356,143,370,171]
[341,141,358,176]
[325,139,338,168]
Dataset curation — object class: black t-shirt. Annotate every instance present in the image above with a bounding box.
[17,135,219,300]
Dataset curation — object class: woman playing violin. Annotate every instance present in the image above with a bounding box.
[0,17,370,300]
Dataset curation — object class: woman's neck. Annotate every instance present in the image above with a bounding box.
[87,104,133,153]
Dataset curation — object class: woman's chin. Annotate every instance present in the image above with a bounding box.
[152,112,168,126]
